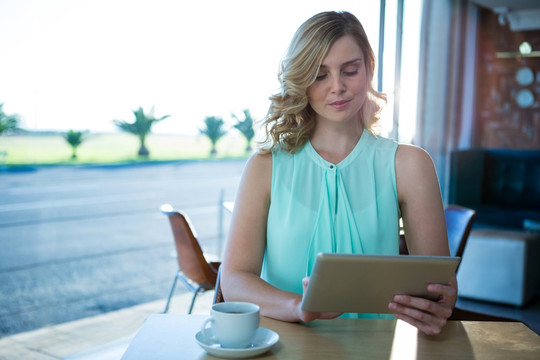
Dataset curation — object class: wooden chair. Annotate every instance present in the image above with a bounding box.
[160,204,220,314]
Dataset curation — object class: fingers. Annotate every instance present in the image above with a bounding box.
[302,277,310,292]
[389,282,456,335]
[389,298,448,335]
[392,295,452,317]
[299,310,342,322]
[393,312,446,336]
[390,295,451,319]
[428,283,457,305]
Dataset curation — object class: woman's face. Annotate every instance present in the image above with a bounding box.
[306,35,367,126]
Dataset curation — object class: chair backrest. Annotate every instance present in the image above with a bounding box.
[160,204,218,287]
[399,205,476,259]
[213,267,224,304]
[444,204,476,258]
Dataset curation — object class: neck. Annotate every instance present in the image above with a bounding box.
[310,124,364,164]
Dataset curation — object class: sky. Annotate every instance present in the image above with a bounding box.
[0,0,385,135]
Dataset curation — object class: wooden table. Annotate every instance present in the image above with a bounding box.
[120,314,539,359]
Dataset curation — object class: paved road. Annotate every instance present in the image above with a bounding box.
[0,159,246,337]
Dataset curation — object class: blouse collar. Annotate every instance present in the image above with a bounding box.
[304,129,370,170]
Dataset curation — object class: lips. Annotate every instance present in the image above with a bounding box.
[329,100,351,110]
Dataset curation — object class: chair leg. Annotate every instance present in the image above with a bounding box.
[163,270,180,314]
[188,286,203,314]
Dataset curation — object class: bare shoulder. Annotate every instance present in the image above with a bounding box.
[395,143,434,171]
[246,151,272,171]
[244,151,272,181]
[395,144,439,203]
[239,151,273,197]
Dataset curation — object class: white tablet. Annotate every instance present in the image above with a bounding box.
[301,253,460,314]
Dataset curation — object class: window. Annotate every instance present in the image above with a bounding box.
[0,1,422,142]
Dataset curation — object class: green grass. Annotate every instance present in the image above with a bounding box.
[0,132,252,165]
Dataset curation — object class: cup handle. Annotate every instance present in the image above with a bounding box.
[201,317,216,341]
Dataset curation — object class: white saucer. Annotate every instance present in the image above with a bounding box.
[195,327,279,359]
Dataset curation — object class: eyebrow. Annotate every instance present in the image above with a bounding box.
[319,58,363,69]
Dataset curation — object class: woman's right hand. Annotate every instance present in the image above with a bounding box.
[297,277,343,322]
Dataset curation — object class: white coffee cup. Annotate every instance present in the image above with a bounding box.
[201,302,260,348]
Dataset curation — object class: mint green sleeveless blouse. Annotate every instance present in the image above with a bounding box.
[261,130,400,317]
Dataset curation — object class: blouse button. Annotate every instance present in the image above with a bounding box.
[330,165,334,169]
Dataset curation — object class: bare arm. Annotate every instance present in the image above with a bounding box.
[396,144,448,256]
[391,144,457,335]
[221,153,337,322]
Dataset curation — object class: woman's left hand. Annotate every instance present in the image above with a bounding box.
[388,276,457,335]
[298,277,343,322]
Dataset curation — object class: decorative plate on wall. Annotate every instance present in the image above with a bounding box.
[515,89,535,108]
[516,67,534,86]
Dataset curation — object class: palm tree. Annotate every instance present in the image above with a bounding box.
[0,103,19,136]
[113,106,170,157]
[63,130,86,159]
[0,103,20,167]
[232,109,255,152]
[199,116,227,156]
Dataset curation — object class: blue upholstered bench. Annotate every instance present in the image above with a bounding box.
[449,149,540,306]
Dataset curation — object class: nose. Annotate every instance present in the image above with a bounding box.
[330,74,346,93]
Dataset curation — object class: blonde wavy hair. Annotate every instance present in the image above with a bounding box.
[259,11,386,154]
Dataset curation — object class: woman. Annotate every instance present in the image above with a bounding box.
[221,11,457,335]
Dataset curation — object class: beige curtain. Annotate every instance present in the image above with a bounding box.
[415,0,478,202]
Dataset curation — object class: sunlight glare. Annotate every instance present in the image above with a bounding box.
[389,320,418,360]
